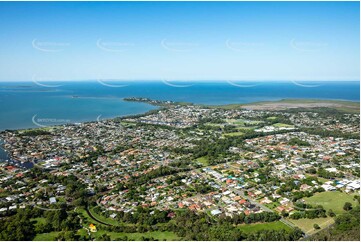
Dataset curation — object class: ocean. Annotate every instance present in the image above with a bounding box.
[0,80,359,131]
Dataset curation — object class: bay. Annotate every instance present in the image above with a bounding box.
[0,80,359,131]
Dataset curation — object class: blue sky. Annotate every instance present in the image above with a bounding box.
[0,1,359,81]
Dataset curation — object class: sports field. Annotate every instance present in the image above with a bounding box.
[304,191,358,215]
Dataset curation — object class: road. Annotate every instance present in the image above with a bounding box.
[226,184,296,229]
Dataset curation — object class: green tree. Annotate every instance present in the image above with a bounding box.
[327,209,336,217]
[56,231,80,241]
[100,233,111,241]
[343,202,353,211]
[313,224,321,229]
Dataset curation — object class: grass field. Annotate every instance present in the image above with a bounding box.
[196,156,209,166]
[31,207,181,241]
[76,207,181,241]
[99,231,180,240]
[226,118,262,126]
[77,228,180,241]
[273,123,294,128]
[35,228,180,241]
[77,207,99,225]
[238,221,292,233]
[31,217,46,225]
[304,191,358,215]
[226,119,245,125]
[89,206,121,226]
[224,131,244,137]
[33,232,60,241]
[264,201,280,209]
[209,103,243,110]
[289,217,334,235]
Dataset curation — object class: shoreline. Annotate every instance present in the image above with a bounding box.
[0,97,359,133]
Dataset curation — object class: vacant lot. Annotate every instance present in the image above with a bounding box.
[238,221,292,233]
[289,217,334,235]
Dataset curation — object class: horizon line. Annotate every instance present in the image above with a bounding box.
[0,79,360,83]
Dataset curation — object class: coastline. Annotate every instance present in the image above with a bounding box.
[125,97,360,113]
[0,96,359,172]
[0,97,359,133]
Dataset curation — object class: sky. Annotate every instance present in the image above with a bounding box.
[0,1,359,81]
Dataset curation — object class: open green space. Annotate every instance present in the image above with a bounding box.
[236,126,255,131]
[104,231,179,240]
[77,207,99,225]
[33,231,60,241]
[204,123,224,127]
[289,217,334,235]
[264,201,280,210]
[208,103,243,110]
[226,119,262,126]
[238,221,292,233]
[76,207,181,240]
[77,228,180,241]
[226,119,245,125]
[120,121,136,127]
[266,116,278,120]
[196,156,209,166]
[224,131,244,137]
[273,123,294,128]
[31,217,46,225]
[89,206,120,226]
[304,191,358,215]
[246,120,263,125]
[34,228,180,241]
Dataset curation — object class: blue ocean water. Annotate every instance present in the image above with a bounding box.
[0,80,359,131]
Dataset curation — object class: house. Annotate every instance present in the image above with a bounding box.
[280,197,290,205]
[49,197,57,204]
[300,184,312,191]
[260,197,272,204]
[211,209,222,216]
[178,202,184,208]
[276,206,294,213]
[321,184,336,191]
[167,212,176,218]
[325,167,338,173]
[239,199,247,205]
[346,181,360,191]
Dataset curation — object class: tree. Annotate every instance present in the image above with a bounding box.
[343,202,353,211]
[281,210,289,217]
[56,231,79,241]
[313,224,321,229]
[100,233,111,241]
[0,210,36,241]
[327,209,336,217]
